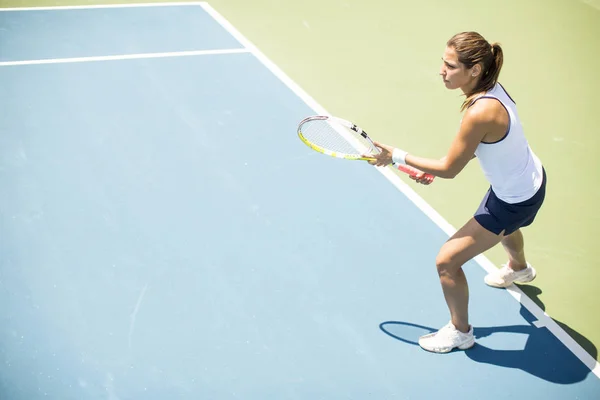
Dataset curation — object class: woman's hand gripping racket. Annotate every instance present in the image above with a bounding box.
[297,115,434,184]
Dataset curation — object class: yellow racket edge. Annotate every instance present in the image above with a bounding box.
[298,132,376,161]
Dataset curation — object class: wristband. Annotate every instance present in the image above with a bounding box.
[392,148,408,165]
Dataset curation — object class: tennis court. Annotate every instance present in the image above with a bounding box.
[1,2,599,399]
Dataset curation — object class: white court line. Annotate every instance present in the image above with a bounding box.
[0,2,204,11]
[198,1,600,379]
[0,48,250,67]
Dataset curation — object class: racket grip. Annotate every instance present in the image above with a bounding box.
[397,164,435,180]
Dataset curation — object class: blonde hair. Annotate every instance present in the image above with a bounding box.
[447,32,504,111]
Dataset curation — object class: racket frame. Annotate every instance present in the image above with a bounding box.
[297,115,435,180]
[297,115,377,161]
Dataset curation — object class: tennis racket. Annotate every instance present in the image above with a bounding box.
[297,115,434,180]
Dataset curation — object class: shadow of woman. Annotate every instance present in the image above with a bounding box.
[380,286,597,384]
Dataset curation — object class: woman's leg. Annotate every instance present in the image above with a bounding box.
[500,228,527,270]
[435,218,504,333]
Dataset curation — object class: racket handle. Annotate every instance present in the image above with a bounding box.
[397,164,435,180]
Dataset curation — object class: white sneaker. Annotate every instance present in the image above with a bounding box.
[418,322,475,353]
[484,262,537,288]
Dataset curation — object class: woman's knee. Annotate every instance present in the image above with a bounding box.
[435,251,461,277]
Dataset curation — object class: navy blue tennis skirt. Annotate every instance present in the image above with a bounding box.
[474,168,547,235]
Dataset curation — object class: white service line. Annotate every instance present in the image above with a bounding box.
[199,1,600,379]
[0,2,205,12]
[0,48,250,67]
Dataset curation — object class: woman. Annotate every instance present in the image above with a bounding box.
[367,32,546,353]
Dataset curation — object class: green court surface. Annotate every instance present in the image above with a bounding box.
[2,0,599,364]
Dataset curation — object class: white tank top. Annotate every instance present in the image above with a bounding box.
[472,83,544,204]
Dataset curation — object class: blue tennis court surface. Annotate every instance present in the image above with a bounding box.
[1,3,599,399]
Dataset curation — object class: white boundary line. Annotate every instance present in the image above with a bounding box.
[0,2,203,11]
[199,1,600,378]
[0,48,249,67]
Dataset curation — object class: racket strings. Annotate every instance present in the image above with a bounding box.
[299,119,375,156]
